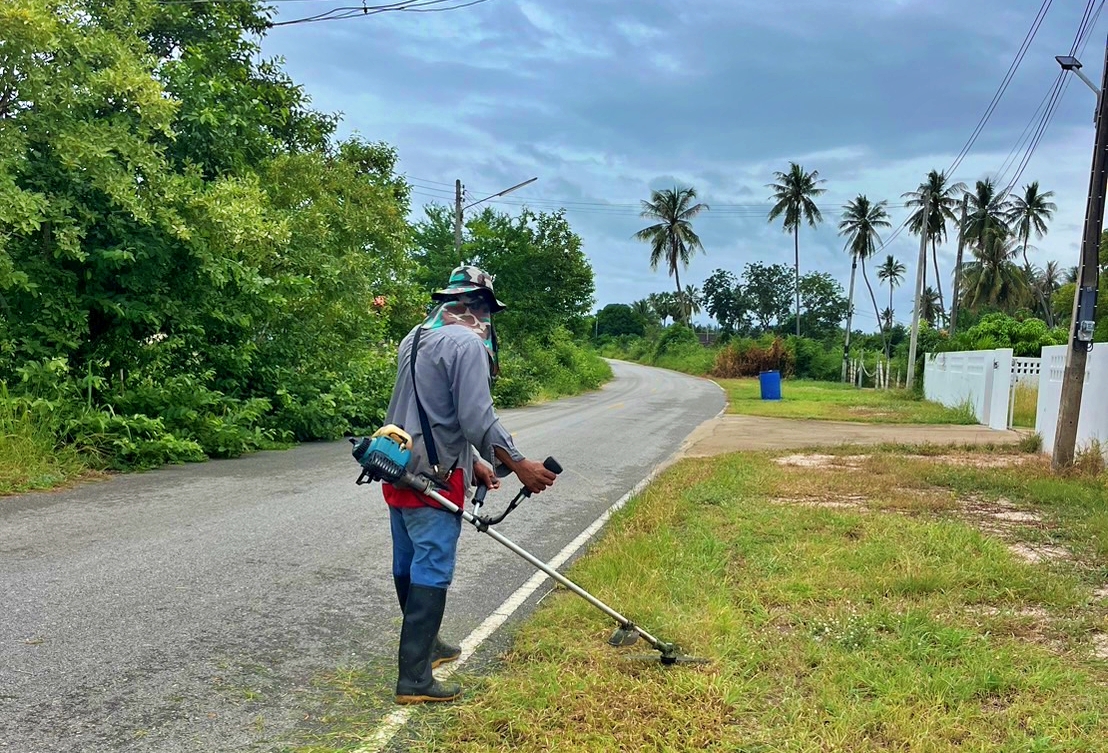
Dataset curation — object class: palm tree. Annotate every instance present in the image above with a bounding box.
[839,195,891,357]
[1005,181,1056,325]
[631,298,658,325]
[767,162,826,337]
[902,170,967,326]
[682,285,703,318]
[1032,260,1063,327]
[963,178,1011,253]
[960,230,1031,312]
[876,254,906,335]
[634,187,709,324]
[921,286,942,325]
[880,307,894,332]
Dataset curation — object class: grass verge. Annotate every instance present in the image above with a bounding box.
[0,397,87,495]
[719,378,980,425]
[392,446,1108,752]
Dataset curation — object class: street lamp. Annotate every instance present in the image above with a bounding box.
[1050,44,1108,469]
[454,177,538,261]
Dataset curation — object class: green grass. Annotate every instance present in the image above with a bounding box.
[1012,383,1039,429]
[326,447,1108,753]
[0,394,87,495]
[719,378,981,424]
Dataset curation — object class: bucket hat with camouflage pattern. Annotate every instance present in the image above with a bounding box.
[431,265,507,313]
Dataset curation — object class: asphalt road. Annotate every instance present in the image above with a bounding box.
[0,361,724,753]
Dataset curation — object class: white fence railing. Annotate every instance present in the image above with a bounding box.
[924,349,1013,430]
[1011,357,1042,386]
[1035,345,1108,457]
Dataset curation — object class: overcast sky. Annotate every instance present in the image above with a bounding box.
[262,0,1105,328]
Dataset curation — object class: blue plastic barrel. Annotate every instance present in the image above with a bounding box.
[759,370,782,401]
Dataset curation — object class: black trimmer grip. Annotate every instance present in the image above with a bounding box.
[543,457,563,475]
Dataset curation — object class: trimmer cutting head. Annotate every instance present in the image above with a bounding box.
[621,643,711,666]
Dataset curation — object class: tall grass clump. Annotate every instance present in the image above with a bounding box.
[0,385,85,494]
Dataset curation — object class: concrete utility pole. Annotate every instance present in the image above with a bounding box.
[454,179,464,262]
[949,194,969,338]
[1052,43,1108,469]
[906,194,930,390]
[453,177,538,263]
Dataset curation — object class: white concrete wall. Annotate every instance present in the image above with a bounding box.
[1036,345,1108,456]
[924,349,1013,430]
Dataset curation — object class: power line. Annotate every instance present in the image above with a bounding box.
[998,0,1103,197]
[945,0,1054,178]
[269,0,492,27]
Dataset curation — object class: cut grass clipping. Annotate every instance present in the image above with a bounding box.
[719,378,980,425]
[403,449,1108,753]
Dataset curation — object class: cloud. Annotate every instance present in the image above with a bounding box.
[263,0,1104,324]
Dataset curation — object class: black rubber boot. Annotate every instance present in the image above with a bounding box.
[395,585,461,704]
[394,576,460,669]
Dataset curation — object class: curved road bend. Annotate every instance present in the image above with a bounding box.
[0,360,724,753]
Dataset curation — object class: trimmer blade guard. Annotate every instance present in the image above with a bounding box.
[608,626,641,647]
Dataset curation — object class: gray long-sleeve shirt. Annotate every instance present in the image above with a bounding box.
[384,324,523,488]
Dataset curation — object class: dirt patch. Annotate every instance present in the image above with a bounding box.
[773,454,871,469]
[771,495,868,510]
[682,415,1022,456]
[902,454,1033,469]
[1094,634,1108,660]
[1094,585,1108,600]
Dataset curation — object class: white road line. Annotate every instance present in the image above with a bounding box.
[354,450,685,753]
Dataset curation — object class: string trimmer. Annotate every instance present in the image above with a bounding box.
[349,426,706,666]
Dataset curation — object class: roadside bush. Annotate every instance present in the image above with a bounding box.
[711,337,795,378]
[494,328,612,408]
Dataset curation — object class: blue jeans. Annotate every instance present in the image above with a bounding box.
[389,505,463,589]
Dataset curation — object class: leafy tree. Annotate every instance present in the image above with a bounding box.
[634,186,708,324]
[742,262,793,333]
[596,303,645,338]
[902,170,966,324]
[701,269,750,334]
[839,195,891,355]
[767,162,825,337]
[793,272,849,340]
[420,206,595,340]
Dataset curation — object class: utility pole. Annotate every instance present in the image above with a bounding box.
[949,194,969,338]
[906,194,930,390]
[1052,40,1108,469]
[454,179,464,262]
[453,176,538,264]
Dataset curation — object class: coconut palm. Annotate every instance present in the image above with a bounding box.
[880,307,894,332]
[963,178,1011,253]
[682,285,703,318]
[876,254,906,335]
[920,286,942,325]
[1005,181,1056,324]
[631,298,658,325]
[634,187,709,324]
[767,162,826,337]
[960,230,1031,312]
[902,170,967,326]
[1031,260,1063,327]
[839,195,891,357]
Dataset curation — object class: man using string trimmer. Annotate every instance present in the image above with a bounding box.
[381,265,557,705]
